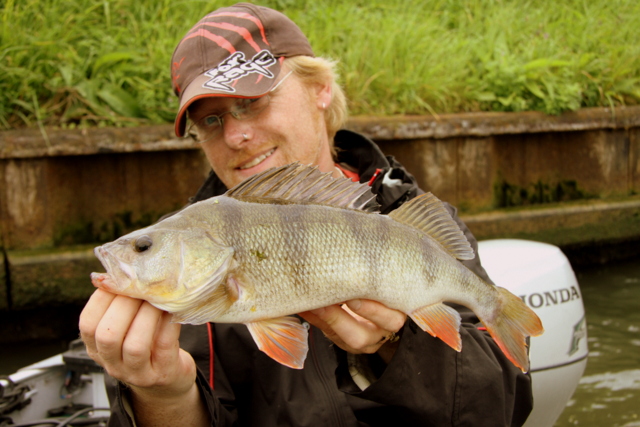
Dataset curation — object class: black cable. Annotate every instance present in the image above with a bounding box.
[0,378,31,416]
[57,407,110,427]
[5,407,110,427]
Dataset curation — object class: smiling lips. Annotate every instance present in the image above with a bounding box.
[238,148,276,170]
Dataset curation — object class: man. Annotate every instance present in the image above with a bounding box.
[79,3,533,426]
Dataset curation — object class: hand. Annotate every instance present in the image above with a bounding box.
[299,299,406,362]
[79,289,207,425]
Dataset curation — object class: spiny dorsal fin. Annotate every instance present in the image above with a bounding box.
[225,163,379,212]
[389,193,475,260]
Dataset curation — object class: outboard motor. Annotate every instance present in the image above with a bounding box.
[478,239,588,427]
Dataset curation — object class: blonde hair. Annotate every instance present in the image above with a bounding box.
[284,56,348,143]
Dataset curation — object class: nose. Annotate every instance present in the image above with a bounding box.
[221,115,252,149]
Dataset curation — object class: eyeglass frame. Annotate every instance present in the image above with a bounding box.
[186,70,294,144]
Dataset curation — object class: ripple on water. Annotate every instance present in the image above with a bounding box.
[579,370,640,392]
[554,256,640,427]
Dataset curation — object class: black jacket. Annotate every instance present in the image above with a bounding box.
[107,130,533,426]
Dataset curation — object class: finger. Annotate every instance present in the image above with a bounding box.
[121,302,164,371]
[79,289,117,351]
[345,299,406,333]
[150,311,183,370]
[95,295,144,367]
[298,306,333,333]
[307,305,380,351]
[155,313,198,392]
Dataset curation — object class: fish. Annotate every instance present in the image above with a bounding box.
[91,163,544,372]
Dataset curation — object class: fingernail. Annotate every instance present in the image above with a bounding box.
[346,299,361,310]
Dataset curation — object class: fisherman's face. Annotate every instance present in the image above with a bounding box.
[188,68,335,189]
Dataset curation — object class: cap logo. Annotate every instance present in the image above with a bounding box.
[203,50,277,93]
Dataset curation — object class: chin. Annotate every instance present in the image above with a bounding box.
[233,154,281,183]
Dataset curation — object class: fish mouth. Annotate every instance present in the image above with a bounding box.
[237,148,276,170]
[93,245,136,291]
[94,246,109,269]
[91,272,118,291]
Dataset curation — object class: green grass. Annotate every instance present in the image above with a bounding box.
[1,0,639,130]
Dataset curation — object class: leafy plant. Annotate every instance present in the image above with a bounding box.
[1,0,639,130]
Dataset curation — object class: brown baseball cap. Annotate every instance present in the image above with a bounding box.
[171,2,314,137]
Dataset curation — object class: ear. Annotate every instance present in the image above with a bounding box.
[315,81,332,110]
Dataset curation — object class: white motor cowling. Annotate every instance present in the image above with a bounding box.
[477,239,588,427]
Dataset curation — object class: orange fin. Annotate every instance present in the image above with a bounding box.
[246,317,309,369]
[483,287,544,373]
[409,302,462,351]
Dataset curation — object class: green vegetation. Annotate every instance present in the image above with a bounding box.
[493,179,593,208]
[52,210,166,247]
[2,0,639,130]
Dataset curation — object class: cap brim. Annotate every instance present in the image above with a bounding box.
[175,62,283,137]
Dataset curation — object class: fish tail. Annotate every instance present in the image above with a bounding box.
[483,287,544,373]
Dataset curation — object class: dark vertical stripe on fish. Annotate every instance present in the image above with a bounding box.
[285,205,311,297]
[220,198,244,250]
[372,213,392,298]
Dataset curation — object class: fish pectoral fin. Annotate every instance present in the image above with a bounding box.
[169,282,234,324]
[246,317,309,369]
[409,302,462,352]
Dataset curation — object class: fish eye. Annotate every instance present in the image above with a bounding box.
[134,235,153,253]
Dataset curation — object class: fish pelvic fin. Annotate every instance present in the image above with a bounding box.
[389,193,475,261]
[482,287,545,373]
[409,302,462,352]
[246,316,309,369]
[225,162,379,212]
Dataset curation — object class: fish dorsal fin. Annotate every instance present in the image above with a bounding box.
[225,163,379,212]
[389,193,475,261]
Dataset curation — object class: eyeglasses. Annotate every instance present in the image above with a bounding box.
[187,71,293,144]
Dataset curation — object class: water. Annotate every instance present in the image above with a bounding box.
[1,256,639,426]
[0,340,70,375]
[555,256,640,427]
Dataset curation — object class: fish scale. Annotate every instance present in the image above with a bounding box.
[91,163,543,371]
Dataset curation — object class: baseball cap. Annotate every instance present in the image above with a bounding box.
[171,2,315,137]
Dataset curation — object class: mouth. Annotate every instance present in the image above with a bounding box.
[94,246,108,269]
[91,272,118,291]
[93,246,136,291]
[237,148,276,170]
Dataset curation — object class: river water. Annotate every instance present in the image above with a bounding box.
[554,256,640,427]
[1,256,639,426]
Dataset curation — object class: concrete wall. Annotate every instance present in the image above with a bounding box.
[0,126,210,251]
[351,107,640,210]
[1,107,639,342]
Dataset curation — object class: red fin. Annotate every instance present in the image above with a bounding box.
[246,317,309,369]
[409,303,462,351]
[483,287,544,373]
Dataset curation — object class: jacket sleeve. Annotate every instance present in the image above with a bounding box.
[177,324,241,426]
